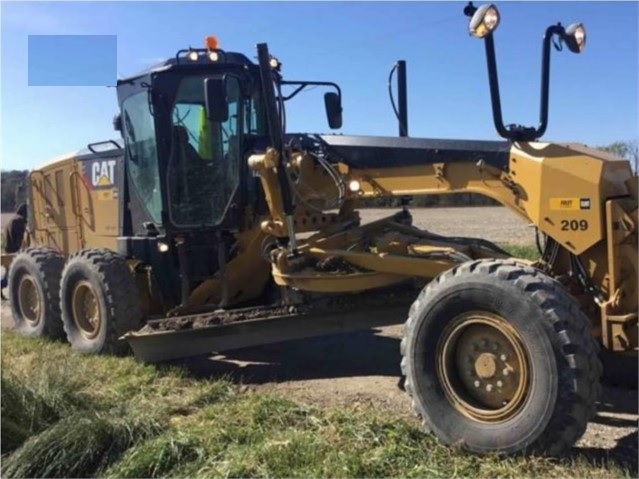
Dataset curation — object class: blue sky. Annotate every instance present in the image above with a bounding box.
[28,34,117,86]
[1,1,637,171]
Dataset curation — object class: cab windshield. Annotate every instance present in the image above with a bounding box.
[167,75,241,227]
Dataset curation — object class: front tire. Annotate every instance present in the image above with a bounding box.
[400,259,601,456]
[60,249,143,355]
[8,247,65,339]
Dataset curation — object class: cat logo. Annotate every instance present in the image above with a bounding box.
[549,197,592,211]
[91,160,116,187]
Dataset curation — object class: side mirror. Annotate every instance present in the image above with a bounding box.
[113,114,122,132]
[205,77,229,122]
[324,92,342,130]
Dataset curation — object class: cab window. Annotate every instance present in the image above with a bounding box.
[167,75,241,227]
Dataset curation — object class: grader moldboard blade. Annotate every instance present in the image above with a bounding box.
[124,294,415,363]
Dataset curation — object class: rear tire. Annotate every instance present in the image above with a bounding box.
[8,247,65,339]
[400,259,601,456]
[60,249,143,355]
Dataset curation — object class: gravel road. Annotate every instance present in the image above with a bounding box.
[359,206,536,245]
[1,207,636,471]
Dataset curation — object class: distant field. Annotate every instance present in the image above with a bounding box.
[359,206,533,245]
[2,206,534,246]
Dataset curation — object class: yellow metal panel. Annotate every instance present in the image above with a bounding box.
[29,159,80,255]
[510,142,632,254]
[548,198,582,211]
[272,267,406,293]
[73,161,120,242]
[307,247,456,279]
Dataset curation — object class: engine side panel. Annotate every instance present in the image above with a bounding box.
[29,158,81,255]
[28,150,123,256]
[510,142,634,255]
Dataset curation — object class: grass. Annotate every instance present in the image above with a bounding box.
[501,243,539,261]
[1,330,632,478]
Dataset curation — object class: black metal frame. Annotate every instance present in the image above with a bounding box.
[464,2,576,142]
[387,61,409,137]
[174,48,228,65]
[278,80,342,102]
[256,43,297,248]
[86,140,122,154]
[397,60,408,137]
[312,134,510,170]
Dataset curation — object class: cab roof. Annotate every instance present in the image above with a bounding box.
[117,50,255,85]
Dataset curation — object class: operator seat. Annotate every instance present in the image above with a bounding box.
[171,124,222,222]
[173,125,202,167]
[171,125,203,207]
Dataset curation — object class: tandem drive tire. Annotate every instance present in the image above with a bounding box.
[60,249,142,355]
[8,247,65,339]
[400,259,602,456]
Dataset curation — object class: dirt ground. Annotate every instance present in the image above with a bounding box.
[359,206,537,245]
[1,207,636,471]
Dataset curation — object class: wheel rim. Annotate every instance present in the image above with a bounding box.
[437,311,530,423]
[18,275,41,327]
[71,281,101,340]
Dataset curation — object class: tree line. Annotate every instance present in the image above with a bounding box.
[1,170,28,213]
[1,140,636,213]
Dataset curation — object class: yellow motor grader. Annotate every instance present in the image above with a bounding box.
[3,3,637,456]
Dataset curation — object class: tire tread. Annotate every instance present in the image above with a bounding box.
[400,258,602,456]
[60,248,142,355]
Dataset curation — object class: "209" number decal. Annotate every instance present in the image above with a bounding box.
[561,219,589,231]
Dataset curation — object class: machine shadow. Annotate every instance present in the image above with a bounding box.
[173,325,638,471]
[174,327,403,384]
[570,430,638,476]
[594,385,638,419]
[571,385,639,473]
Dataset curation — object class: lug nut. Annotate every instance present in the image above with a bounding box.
[500,354,507,361]
[486,384,493,392]
[502,368,510,376]
[496,380,503,387]
[474,380,480,388]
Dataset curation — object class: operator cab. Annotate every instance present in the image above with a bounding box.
[114,41,269,237]
[112,37,342,310]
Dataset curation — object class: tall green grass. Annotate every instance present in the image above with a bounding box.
[501,244,539,261]
[1,316,632,478]
[2,412,161,478]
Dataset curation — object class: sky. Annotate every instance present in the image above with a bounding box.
[27,34,118,86]
[0,0,637,171]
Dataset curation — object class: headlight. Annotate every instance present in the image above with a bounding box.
[187,50,199,62]
[269,57,280,69]
[348,180,361,192]
[469,4,501,38]
[564,23,586,53]
[208,51,219,62]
